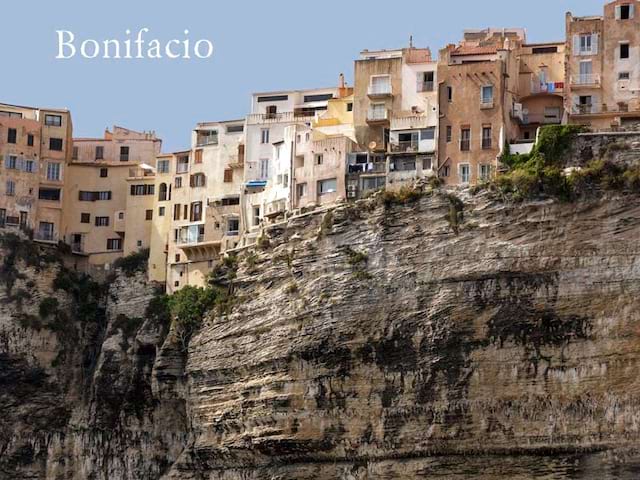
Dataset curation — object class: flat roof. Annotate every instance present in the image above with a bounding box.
[251,86,339,97]
[0,101,69,113]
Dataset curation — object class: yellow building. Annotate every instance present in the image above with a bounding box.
[0,102,73,242]
[63,126,161,266]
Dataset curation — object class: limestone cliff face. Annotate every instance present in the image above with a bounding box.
[3,189,640,479]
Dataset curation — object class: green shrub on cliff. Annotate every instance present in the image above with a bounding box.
[112,248,149,277]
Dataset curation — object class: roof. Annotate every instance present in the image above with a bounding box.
[0,102,69,114]
[451,46,499,56]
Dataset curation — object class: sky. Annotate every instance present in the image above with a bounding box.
[3,0,605,151]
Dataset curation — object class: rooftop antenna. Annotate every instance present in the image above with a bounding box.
[409,35,414,48]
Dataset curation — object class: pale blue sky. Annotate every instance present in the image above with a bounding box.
[3,0,604,151]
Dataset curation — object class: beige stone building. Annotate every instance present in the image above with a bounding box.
[158,119,245,293]
[63,126,161,266]
[0,103,73,242]
[438,29,524,185]
[566,0,640,129]
[351,46,438,197]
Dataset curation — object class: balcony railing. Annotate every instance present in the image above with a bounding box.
[570,74,601,86]
[246,111,315,125]
[196,136,219,147]
[368,84,393,97]
[177,234,205,245]
[460,139,471,151]
[571,103,637,115]
[482,138,493,150]
[128,167,154,178]
[417,81,435,93]
[367,108,389,122]
[34,230,57,243]
[176,163,189,174]
[390,140,419,153]
[390,115,431,131]
[71,242,84,254]
[522,113,562,125]
[348,162,386,174]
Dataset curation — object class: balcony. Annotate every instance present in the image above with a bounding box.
[417,81,435,93]
[128,167,154,179]
[196,132,219,147]
[530,81,564,95]
[34,230,57,244]
[178,234,205,245]
[390,139,419,153]
[391,115,431,131]
[571,103,638,116]
[71,242,86,254]
[368,83,393,98]
[246,111,315,125]
[570,74,601,87]
[522,113,562,125]
[366,108,390,125]
[348,162,386,174]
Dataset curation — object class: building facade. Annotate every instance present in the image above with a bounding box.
[566,0,640,129]
[63,126,161,265]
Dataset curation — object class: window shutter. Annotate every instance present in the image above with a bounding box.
[16,157,23,170]
[616,5,621,19]
[631,4,635,19]
[592,34,599,55]
[573,35,580,56]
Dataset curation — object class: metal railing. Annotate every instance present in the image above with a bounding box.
[460,139,471,151]
[482,138,493,150]
[367,108,389,122]
[570,74,600,86]
[246,111,315,125]
[196,136,219,147]
[417,81,435,92]
[34,230,57,243]
[128,167,154,178]
[368,83,393,96]
[390,140,419,153]
[177,234,205,245]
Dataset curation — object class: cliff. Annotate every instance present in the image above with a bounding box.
[3,187,640,479]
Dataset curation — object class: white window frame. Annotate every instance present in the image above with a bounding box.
[459,163,471,184]
[481,85,494,105]
[318,178,337,195]
[47,162,61,181]
[260,128,270,144]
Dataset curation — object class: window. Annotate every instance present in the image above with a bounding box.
[6,180,15,196]
[369,75,391,95]
[315,154,324,165]
[420,127,435,140]
[95,216,110,227]
[617,4,634,20]
[575,34,598,55]
[49,138,63,151]
[532,46,558,54]
[5,155,17,169]
[442,165,451,177]
[7,128,17,143]
[318,178,337,195]
[190,202,203,222]
[620,43,630,59]
[0,111,22,118]
[39,188,61,201]
[419,71,435,92]
[81,213,90,223]
[227,218,240,234]
[78,191,112,201]
[107,238,122,251]
[47,162,61,181]
[459,164,470,184]
[261,128,270,144]
[362,176,386,191]
[347,102,353,112]
[224,169,233,183]
[226,124,244,134]
[97,191,111,201]
[27,135,34,147]
[118,212,124,220]
[447,86,453,102]
[99,167,108,178]
[221,196,240,206]
[446,126,452,143]
[159,207,165,217]
[176,155,189,173]
[145,210,153,221]
[119,146,129,161]
[265,105,278,119]
[479,164,492,181]
[137,240,143,247]
[173,204,181,220]
[252,206,261,226]
[481,85,494,105]
[38,222,55,241]
[296,183,307,199]
[619,72,631,80]
[24,160,35,173]
[157,160,170,173]
[158,183,168,201]
[190,173,206,187]
[44,114,62,127]
[175,176,183,188]
[257,94,288,102]
[259,158,269,179]
[195,149,203,164]
[460,128,471,151]
[95,146,104,160]
[482,126,492,149]
[130,184,154,196]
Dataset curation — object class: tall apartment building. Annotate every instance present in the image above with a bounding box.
[566,0,640,129]
[0,103,73,242]
[513,42,566,141]
[350,46,438,198]
[63,126,161,266]
[438,29,525,185]
[241,86,341,245]
[155,120,245,293]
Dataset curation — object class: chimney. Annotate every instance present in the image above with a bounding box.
[409,35,414,49]
[338,73,345,89]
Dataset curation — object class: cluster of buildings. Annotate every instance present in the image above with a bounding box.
[1,0,638,292]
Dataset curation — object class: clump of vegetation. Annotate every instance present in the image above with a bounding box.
[39,297,60,318]
[319,210,334,237]
[168,285,217,350]
[111,313,144,348]
[207,254,239,317]
[344,246,371,281]
[112,248,150,277]
[285,282,299,295]
[53,267,107,324]
[244,252,259,271]
[380,185,424,206]
[257,235,271,250]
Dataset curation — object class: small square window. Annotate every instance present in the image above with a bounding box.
[7,128,17,144]
[145,209,153,220]
[347,103,353,112]
[620,4,631,19]
[620,43,630,59]
[159,206,165,216]
[99,168,108,178]
[80,213,90,223]
[120,146,130,161]
[49,138,63,151]
[619,72,631,80]
[27,134,34,147]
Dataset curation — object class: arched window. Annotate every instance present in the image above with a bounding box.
[159,183,168,201]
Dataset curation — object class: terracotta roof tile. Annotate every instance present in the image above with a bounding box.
[451,45,498,56]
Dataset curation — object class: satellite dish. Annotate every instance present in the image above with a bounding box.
[368,141,377,150]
